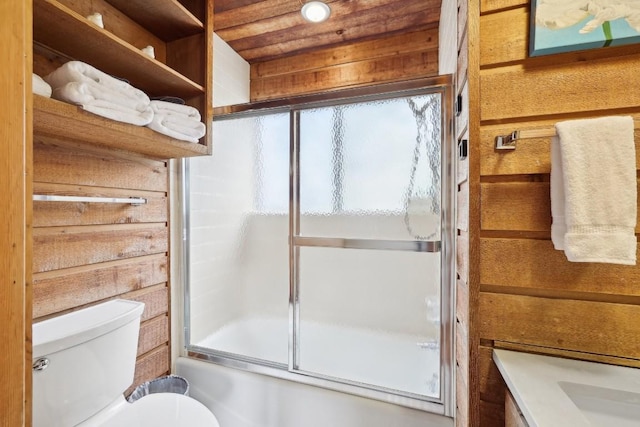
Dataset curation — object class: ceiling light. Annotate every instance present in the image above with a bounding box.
[301,1,331,23]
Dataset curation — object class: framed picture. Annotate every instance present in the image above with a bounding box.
[530,1,640,57]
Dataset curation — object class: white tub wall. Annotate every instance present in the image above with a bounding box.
[242,213,441,338]
[185,35,252,344]
[176,357,453,427]
[213,33,250,107]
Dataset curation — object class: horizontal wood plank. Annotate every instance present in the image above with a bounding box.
[480,54,640,122]
[479,292,640,358]
[251,28,438,79]
[479,7,527,67]
[481,182,550,232]
[33,255,167,318]
[128,344,170,396]
[123,283,170,322]
[251,50,439,101]
[480,116,640,176]
[34,134,168,191]
[481,238,640,297]
[137,314,169,356]
[33,224,168,272]
[33,183,167,227]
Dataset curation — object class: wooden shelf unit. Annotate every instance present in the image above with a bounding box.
[34,96,209,159]
[32,0,213,159]
[103,0,203,41]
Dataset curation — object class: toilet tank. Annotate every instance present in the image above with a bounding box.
[32,299,145,427]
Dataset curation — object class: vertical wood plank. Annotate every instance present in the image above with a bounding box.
[0,0,32,424]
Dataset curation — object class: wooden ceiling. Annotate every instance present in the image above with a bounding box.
[214,0,442,63]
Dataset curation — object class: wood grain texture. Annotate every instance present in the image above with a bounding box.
[137,315,170,356]
[33,96,209,160]
[33,255,167,318]
[103,0,203,41]
[480,53,640,122]
[251,49,438,101]
[481,238,640,297]
[56,0,168,62]
[34,138,168,191]
[127,344,170,396]
[33,224,168,273]
[0,0,32,423]
[480,116,640,176]
[480,0,527,13]
[216,0,440,63]
[251,28,438,79]
[33,0,203,98]
[505,390,528,427]
[479,345,505,405]
[480,292,640,358]
[481,182,550,232]
[123,284,170,322]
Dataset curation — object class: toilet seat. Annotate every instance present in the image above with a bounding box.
[81,393,220,427]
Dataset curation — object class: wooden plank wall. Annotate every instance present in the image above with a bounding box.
[474,1,640,425]
[31,138,171,394]
[0,1,32,425]
[249,27,439,101]
[455,0,472,425]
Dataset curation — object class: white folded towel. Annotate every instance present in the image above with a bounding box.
[33,73,52,98]
[146,100,205,142]
[53,82,153,126]
[551,116,637,265]
[150,100,201,120]
[45,61,152,126]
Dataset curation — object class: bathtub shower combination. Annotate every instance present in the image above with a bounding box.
[180,78,456,423]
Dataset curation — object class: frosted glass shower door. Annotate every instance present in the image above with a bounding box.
[293,94,444,398]
[187,112,290,364]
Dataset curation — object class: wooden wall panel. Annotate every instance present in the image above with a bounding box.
[32,129,171,395]
[0,1,32,424]
[471,1,640,425]
[250,29,439,101]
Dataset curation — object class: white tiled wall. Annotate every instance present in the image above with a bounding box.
[213,34,250,107]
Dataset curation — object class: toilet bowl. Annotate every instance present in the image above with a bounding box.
[32,299,220,427]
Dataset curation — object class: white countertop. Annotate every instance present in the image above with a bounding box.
[493,349,640,427]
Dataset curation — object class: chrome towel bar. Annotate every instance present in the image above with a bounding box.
[33,194,147,205]
[495,118,639,151]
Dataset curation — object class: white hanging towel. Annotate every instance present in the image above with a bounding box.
[551,116,637,265]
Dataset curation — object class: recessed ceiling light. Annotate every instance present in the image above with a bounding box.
[301,1,331,23]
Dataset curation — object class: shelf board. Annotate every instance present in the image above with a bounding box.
[33,0,204,100]
[104,0,203,41]
[34,96,210,160]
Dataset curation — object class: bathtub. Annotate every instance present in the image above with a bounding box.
[176,316,452,427]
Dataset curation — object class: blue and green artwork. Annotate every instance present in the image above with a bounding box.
[530,0,640,56]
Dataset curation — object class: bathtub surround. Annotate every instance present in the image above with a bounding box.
[551,116,637,265]
[176,357,453,427]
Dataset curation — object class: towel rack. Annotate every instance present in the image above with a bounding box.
[33,195,147,205]
[495,119,640,151]
[495,128,558,150]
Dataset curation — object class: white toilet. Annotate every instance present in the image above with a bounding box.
[32,299,220,426]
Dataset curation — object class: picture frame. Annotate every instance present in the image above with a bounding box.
[529,1,640,57]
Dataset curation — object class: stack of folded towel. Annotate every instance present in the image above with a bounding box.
[33,74,52,98]
[146,100,206,143]
[44,61,153,126]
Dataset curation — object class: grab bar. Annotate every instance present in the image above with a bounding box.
[33,195,147,205]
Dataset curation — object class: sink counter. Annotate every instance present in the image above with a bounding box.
[493,349,640,427]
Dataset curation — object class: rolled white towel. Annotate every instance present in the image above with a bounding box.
[150,100,201,120]
[33,73,52,98]
[53,82,153,126]
[147,113,206,143]
[45,61,150,109]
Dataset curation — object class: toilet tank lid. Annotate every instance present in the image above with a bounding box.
[33,299,145,359]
